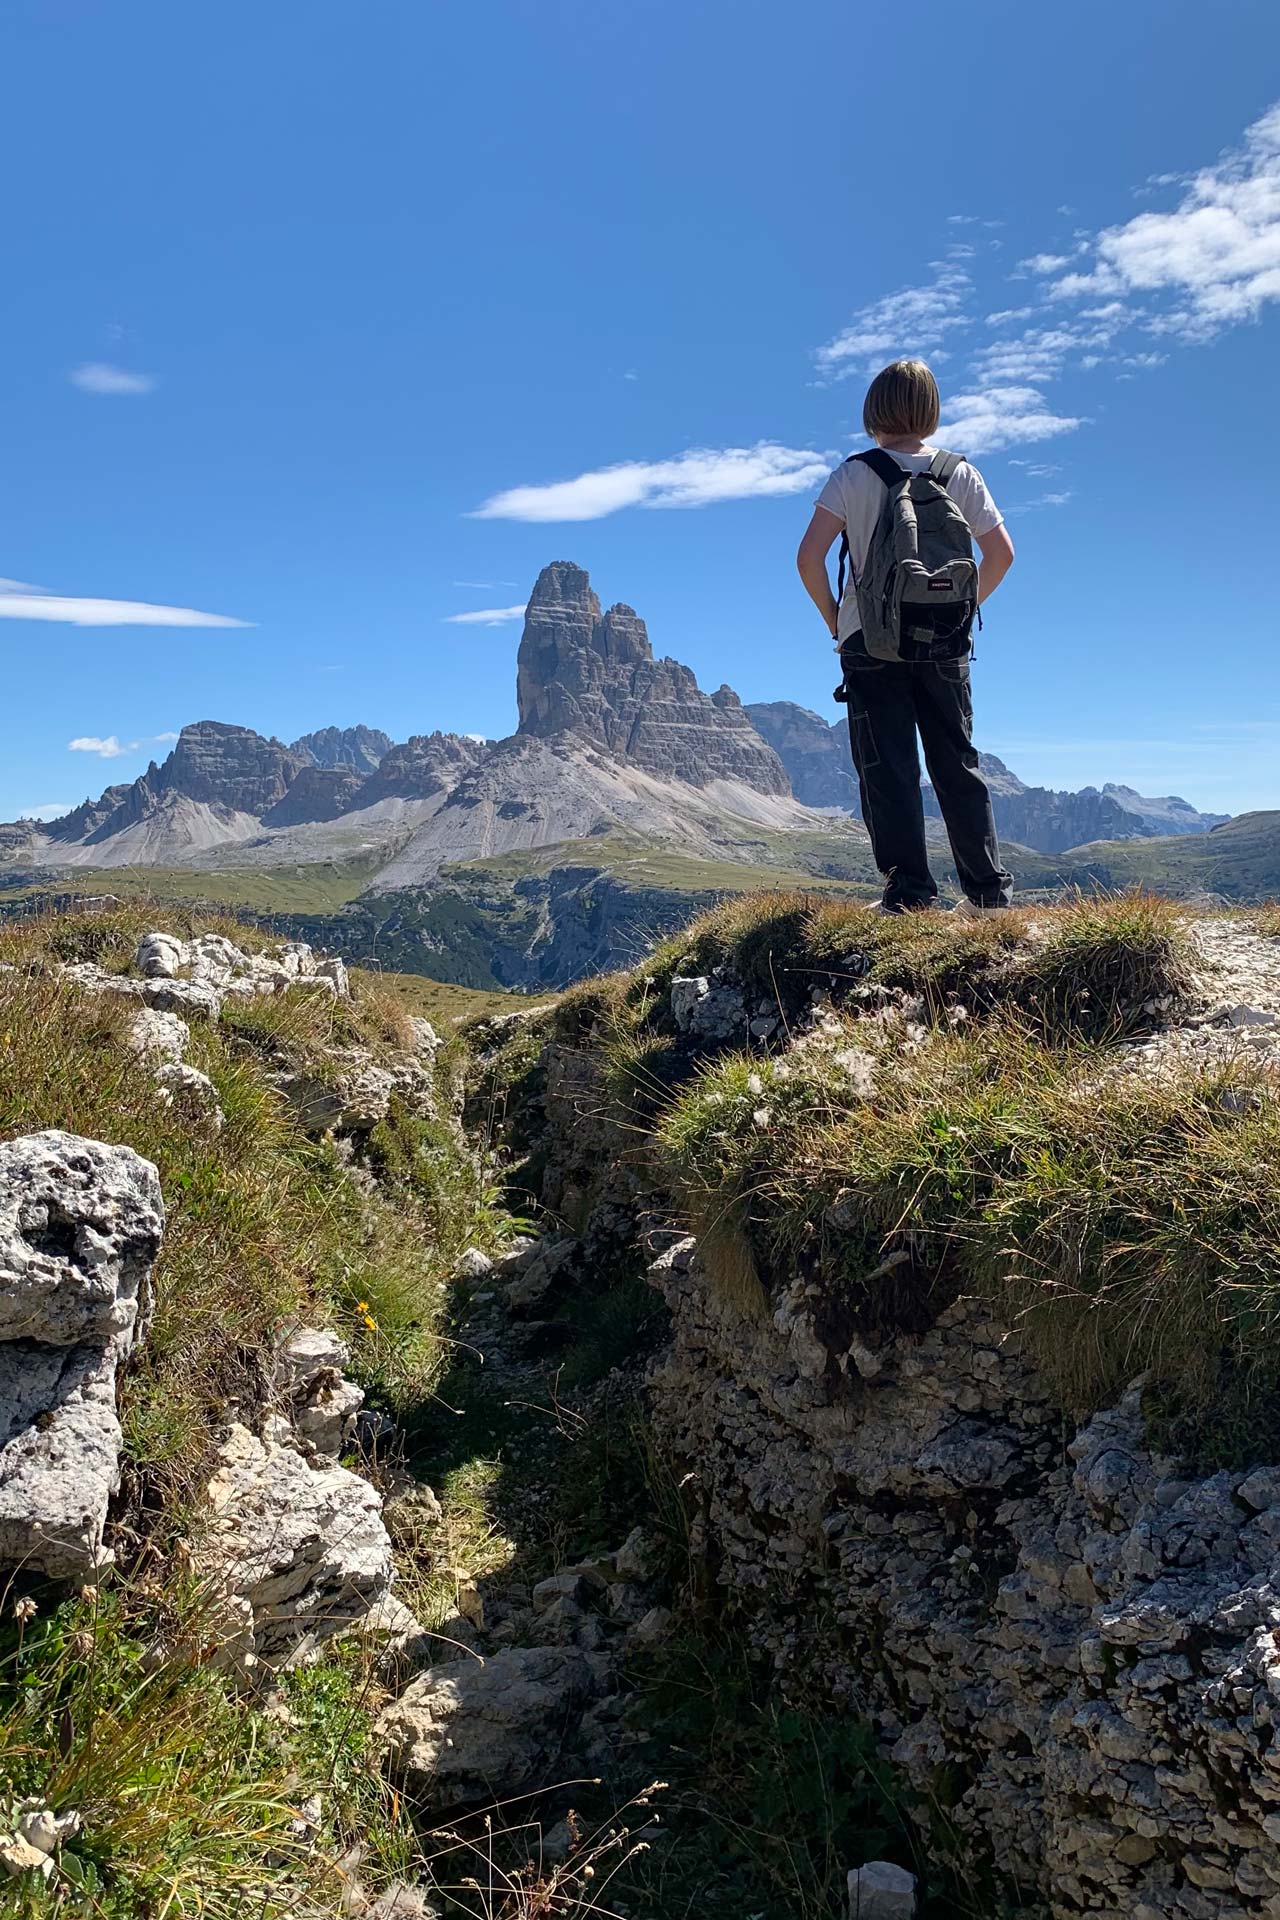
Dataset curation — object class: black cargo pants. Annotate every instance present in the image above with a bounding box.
[840,646,1013,911]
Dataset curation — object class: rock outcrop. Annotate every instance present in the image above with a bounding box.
[375,1645,603,1807]
[291,725,392,774]
[745,700,861,811]
[648,1242,1280,1917]
[200,1420,399,1668]
[0,1131,164,1576]
[516,562,790,794]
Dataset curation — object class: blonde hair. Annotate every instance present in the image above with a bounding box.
[862,359,941,439]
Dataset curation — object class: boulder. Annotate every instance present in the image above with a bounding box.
[848,1862,917,1918]
[127,1008,190,1063]
[0,1130,163,1349]
[140,976,222,1021]
[375,1645,601,1806]
[200,1423,397,1666]
[272,1060,395,1135]
[0,1131,164,1575]
[501,1236,579,1313]
[136,931,189,979]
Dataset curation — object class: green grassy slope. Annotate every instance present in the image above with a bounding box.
[1059,811,1280,900]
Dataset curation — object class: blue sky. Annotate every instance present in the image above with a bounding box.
[3,0,1280,821]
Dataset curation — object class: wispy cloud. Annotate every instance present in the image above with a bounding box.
[68,730,176,759]
[1007,489,1074,514]
[69,362,156,396]
[0,580,248,627]
[19,802,72,822]
[444,604,528,626]
[938,385,1083,455]
[815,270,972,376]
[471,442,832,522]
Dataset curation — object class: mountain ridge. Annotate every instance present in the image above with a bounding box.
[4,567,1230,882]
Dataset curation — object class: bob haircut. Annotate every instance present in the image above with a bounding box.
[863,359,941,439]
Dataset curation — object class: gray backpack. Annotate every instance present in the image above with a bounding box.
[837,448,979,664]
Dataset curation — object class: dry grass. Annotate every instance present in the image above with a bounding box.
[631,889,1191,1044]
[656,1005,1280,1461]
[0,902,542,1916]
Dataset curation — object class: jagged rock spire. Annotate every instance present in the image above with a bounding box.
[516,562,789,795]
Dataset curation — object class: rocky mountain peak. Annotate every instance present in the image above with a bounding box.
[162,722,307,814]
[292,725,392,774]
[516,562,788,795]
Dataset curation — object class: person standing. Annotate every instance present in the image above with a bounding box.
[797,358,1016,913]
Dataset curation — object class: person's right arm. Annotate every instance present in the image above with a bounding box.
[796,506,843,636]
[976,524,1015,604]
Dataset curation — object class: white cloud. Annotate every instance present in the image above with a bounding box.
[814,270,972,375]
[445,604,528,626]
[1018,252,1072,275]
[1008,489,1074,513]
[19,802,72,822]
[985,306,1036,324]
[68,736,129,758]
[68,730,179,760]
[471,442,832,522]
[1050,100,1280,339]
[938,385,1083,454]
[0,580,248,627]
[69,362,156,396]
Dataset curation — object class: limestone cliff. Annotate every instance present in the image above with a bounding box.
[517,562,790,795]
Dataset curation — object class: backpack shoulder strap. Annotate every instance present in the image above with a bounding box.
[927,449,964,486]
[853,448,907,489]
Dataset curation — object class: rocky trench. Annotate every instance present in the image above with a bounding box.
[457,917,1280,1920]
[14,916,1280,1917]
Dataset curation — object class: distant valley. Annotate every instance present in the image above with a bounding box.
[1,560,1260,987]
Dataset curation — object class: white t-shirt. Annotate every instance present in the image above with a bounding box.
[814,446,1003,644]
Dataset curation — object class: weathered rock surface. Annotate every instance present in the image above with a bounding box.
[127,1009,190,1062]
[274,1327,364,1461]
[375,1645,601,1806]
[0,1131,164,1575]
[291,725,392,775]
[648,1236,1280,1917]
[746,700,861,811]
[201,1422,398,1666]
[516,562,790,794]
[153,1062,224,1129]
[847,1861,917,1918]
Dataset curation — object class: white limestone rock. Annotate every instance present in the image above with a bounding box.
[375,1645,601,1806]
[669,974,747,1043]
[200,1423,396,1666]
[0,1130,163,1350]
[127,1008,190,1063]
[848,1861,916,1917]
[0,1131,163,1575]
[139,976,222,1021]
[274,1326,364,1460]
[315,955,350,997]
[136,932,189,979]
[271,1059,395,1135]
